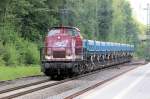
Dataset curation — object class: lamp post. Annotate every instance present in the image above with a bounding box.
[144,3,150,61]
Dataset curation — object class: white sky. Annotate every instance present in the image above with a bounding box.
[129,0,150,24]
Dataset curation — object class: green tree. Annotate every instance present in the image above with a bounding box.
[97,0,113,41]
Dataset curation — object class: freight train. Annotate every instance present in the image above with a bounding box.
[40,26,134,78]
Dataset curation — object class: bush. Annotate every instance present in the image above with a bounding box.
[3,44,19,66]
[0,24,40,66]
[24,42,40,65]
[0,56,5,66]
[0,43,5,66]
[13,38,40,65]
[1,39,40,66]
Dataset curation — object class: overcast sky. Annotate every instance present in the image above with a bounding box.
[130,0,150,24]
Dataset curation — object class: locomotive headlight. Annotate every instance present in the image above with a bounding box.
[45,55,51,60]
[66,49,71,56]
[47,52,51,56]
[47,49,51,55]
[57,36,61,39]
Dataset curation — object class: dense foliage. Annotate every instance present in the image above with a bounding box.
[0,0,144,66]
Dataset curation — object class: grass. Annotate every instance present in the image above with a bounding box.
[0,65,43,81]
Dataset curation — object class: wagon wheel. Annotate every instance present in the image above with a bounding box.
[78,64,84,74]
[72,64,80,75]
[85,63,90,72]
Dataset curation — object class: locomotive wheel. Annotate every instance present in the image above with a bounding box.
[44,69,51,76]
[56,75,65,80]
[50,75,57,80]
[72,64,80,75]
[44,69,57,80]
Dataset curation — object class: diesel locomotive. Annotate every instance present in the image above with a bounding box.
[40,26,134,78]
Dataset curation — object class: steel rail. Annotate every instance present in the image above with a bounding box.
[64,65,142,99]
[0,62,145,99]
[0,66,115,99]
[0,79,50,94]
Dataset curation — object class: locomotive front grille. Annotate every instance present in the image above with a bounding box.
[53,51,66,58]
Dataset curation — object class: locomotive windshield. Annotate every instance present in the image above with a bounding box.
[48,28,78,36]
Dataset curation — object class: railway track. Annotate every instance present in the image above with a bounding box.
[64,61,146,99]
[0,62,145,99]
[64,66,137,99]
[0,79,50,94]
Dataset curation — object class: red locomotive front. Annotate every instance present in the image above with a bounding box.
[40,26,83,76]
[44,26,83,62]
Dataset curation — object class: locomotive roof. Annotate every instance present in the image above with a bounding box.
[50,26,79,30]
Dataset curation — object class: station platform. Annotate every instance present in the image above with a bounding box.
[76,63,150,99]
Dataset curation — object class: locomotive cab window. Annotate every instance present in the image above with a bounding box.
[48,29,60,36]
[48,28,79,36]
